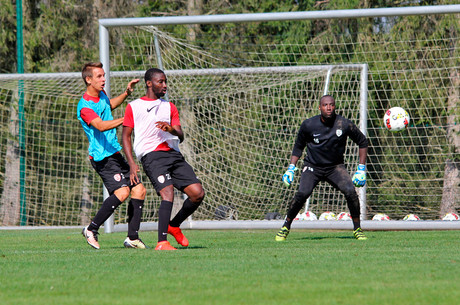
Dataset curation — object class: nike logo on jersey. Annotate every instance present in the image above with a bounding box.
[147,105,158,112]
[313,133,321,137]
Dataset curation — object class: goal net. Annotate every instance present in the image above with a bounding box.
[0,7,459,227]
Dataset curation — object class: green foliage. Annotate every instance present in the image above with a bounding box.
[0,0,16,73]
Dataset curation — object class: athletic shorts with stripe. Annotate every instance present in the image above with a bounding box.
[90,152,139,195]
[141,150,200,195]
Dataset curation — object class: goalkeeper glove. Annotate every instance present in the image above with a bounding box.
[282,164,297,187]
[352,164,366,187]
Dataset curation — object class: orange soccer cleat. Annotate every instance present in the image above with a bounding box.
[168,225,189,247]
[154,241,177,251]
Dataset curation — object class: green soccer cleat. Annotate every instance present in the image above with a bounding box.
[353,228,368,240]
[275,226,290,241]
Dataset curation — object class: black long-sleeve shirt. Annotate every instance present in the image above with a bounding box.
[292,114,368,166]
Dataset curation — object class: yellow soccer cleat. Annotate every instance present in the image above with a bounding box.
[275,226,290,242]
[353,228,368,240]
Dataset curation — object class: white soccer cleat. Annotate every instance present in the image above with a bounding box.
[123,237,148,249]
[82,226,100,249]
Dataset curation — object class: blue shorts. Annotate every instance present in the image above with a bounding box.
[141,150,200,195]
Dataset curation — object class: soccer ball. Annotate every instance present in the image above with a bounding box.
[403,213,420,221]
[303,211,317,220]
[441,212,459,221]
[337,212,352,221]
[383,107,410,132]
[372,213,390,221]
[295,211,317,220]
[319,211,337,221]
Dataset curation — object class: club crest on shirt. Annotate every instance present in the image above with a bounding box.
[113,174,121,182]
[157,175,165,184]
[336,129,343,137]
[314,138,319,144]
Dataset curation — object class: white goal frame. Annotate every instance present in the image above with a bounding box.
[98,4,460,232]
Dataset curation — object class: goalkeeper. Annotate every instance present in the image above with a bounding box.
[276,95,369,241]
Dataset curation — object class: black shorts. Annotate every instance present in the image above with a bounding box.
[141,150,200,195]
[298,162,354,195]
[90,152,138,195]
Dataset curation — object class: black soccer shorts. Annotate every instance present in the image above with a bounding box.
[141,150,201,195]
[90,152,138,195]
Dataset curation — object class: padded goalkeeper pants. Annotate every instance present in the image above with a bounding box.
[286,163,360,220]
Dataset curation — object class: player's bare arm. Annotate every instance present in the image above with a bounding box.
[90,117,124,132]
[289,155,300,167]
[155,121,184,143]
[122,126,141,184]
[109,78,140,110]
[358,147,368,165]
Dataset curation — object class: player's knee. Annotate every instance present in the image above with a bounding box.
[131,183,146,199]
[114,186,130,202]
[342,185,358,198]
[159,185,175,201]
[192,189,205,204]
[294,191,309,204]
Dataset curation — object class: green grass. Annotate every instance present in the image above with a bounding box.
[1,229,460,305]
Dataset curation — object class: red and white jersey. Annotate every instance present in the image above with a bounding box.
[123,96,181,159]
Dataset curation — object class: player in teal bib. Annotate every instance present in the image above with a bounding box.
[78,62,147,250]
[77,90,121,161]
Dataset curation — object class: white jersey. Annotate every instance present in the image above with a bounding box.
[123,97,180,159]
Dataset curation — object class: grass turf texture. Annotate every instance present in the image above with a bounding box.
[1,229,459,305]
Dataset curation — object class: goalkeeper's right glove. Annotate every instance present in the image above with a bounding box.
[282,164,297,187]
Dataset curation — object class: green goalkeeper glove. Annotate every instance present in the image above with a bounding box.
[352,164,366,187]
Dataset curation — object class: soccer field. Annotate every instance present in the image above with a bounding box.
[1,229,459,305]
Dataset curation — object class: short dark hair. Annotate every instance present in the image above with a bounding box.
[144,68,165,84]
[320,95,335,103]
[82,62,103,86]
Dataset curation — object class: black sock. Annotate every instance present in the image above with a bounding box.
[88,194,122,231]
[169,198,200,227]
[353,219,360,231]
[127,199,144,240]
[158,200,173,242]
[282,198,304,230]
[282,219,293,230]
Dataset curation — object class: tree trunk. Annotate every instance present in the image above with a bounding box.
[441,160,460,216]
[0,95,21,225]
[440,25,460,216]
[79,174,92,225]
[187,0,203,43]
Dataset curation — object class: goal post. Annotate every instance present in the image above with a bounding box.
[111,65,369,230]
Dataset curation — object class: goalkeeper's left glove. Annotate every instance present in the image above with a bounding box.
[352,164,366,187]
[282,164,297,187]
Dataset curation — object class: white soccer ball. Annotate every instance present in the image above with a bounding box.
[372,213,390,221]
[441,212,459,221]
[337,212,351,221]
[403,213,420,221]
[294,212,303,220]
[303,211,317,220]
[383,107,410,132]
[295,211,317,220]
[319,211,337,221]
